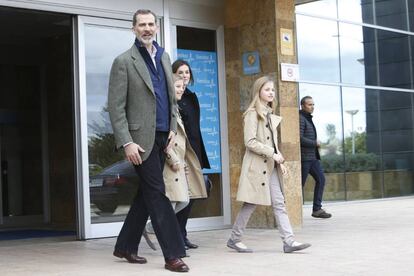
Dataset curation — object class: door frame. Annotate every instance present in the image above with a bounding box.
[75,16,134,239]
[75,15,230,239]
[168,18,231,231]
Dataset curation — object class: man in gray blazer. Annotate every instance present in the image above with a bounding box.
[108,9,189,273]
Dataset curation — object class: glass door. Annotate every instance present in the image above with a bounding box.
[77,16,137,239]
[77,16,229,239]
[170,21,231,231]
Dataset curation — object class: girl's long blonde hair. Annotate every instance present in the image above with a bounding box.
[243,75,277,117]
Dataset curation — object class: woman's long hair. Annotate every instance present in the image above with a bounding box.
[243,75,277,117]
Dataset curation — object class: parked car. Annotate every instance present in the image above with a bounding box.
[89,160,138,214]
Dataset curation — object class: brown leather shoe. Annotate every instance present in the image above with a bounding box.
[164,258,189,272]
[113,249,147,264]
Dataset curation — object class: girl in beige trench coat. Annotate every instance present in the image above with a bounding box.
[163,76,207,213]
[227,76,311,254]
[145,77,207,240]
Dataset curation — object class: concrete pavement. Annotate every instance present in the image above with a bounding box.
[1,196,413,275]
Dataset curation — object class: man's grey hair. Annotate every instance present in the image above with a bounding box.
[132,9,157,26]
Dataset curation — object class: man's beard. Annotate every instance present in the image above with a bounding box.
[138,35,155,46]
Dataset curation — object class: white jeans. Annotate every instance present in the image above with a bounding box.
[230,169,295,245]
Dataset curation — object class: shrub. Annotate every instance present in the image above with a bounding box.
[321,153,380,173]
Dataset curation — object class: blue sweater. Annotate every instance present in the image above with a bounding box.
[135,39,170,132]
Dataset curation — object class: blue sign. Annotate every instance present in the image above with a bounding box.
[177,49,221,174]
[242,51,261,75]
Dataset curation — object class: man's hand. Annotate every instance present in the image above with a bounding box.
[165,131,176,152]
[317,140,321,148]
[124,143,145,165]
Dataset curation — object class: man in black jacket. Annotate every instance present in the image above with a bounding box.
[299,96,332,219]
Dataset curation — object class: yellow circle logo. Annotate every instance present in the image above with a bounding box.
[247,54,256,65]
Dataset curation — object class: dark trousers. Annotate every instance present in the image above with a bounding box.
[176,199,195,240]
[115,132,185,260]
[301,160,326,212]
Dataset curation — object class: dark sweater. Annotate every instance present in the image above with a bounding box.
[299,110,321,161]
[135,39,170,132]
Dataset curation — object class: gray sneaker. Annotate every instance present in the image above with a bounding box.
[227,239,253,253]
[283,241,311,253]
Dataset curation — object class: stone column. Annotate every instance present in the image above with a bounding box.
[225,0,302,227]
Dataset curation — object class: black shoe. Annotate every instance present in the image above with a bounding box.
[184,238,198,249]
[312,209,332,219]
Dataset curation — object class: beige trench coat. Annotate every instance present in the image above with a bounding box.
[236,104,284,206]
[164,113,207,202]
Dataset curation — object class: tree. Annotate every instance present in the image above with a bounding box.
[344,131,367,154]
[88,106,123,176]
[324,124,342,155]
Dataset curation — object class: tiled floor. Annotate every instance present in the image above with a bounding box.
[1,196,413,275]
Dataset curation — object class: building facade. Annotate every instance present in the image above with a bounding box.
[296,0,414,201]
[0,0,412,240]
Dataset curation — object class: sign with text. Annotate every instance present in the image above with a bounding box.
[177,49,221,174]
[280,63,300,82]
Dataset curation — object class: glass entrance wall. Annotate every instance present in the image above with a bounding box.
[175,26,223,219]
[83,23,135,224]
[83,21,226,224]
[76,2,228,238]
[296,0,414,201]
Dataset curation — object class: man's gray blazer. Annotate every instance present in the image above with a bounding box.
[108,44,178,162]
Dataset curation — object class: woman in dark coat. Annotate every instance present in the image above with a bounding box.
[172,59,211,249]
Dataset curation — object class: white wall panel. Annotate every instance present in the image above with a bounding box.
[0,0,163,20]
[169,0,224,26]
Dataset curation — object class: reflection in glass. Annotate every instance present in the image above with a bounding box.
[342,88,382,200]
[299,83,345,202]
[296,1,414,201]
[378,90,414,197]
[295,0,337,18]
[383,153,413,196]
[376,30,411,89]
[84,24,135,223]
[409,0,414,32]
[338,0,373,24]
[375,0,408,31]
[296,15,340,83]
[338,23,368,85]
[339,23,412,89]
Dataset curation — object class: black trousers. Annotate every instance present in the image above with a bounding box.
[115,132,185,260]
[301,160,326,212]
[176,199,195,240]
